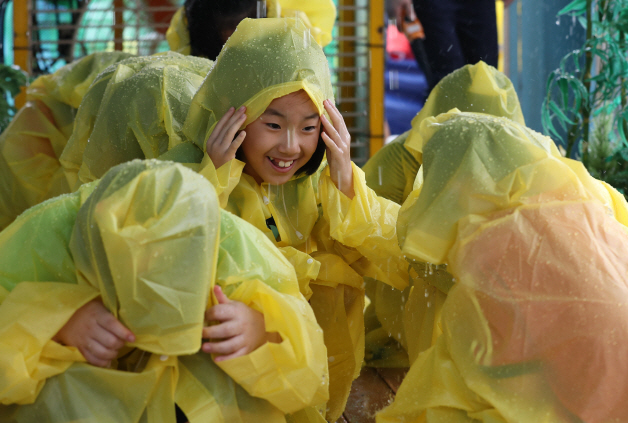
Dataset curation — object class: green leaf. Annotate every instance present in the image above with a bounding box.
[615,8,628,32]
[550,100,577,125]
[558,0,588,17]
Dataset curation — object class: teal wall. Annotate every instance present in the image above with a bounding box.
[3,0,12,65]
[506,0,585,134]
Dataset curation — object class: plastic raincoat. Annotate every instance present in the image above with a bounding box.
[0,160,328,422]
[364,61,525,205]
[378,111,628,423]
[363,61,526,368]
[0,51,133,229]
[59,52,213,190]
[166,0,336,55]
[179,18,408,421]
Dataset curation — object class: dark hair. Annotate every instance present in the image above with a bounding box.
[296,134,326,177]
[235,131,327,179]
[185,0,258,60]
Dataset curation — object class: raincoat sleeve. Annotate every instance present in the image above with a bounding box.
[211,210,329,414]
[318,162,408,291]
[197,156,246,208]
[0,183,100,405]
[276,246,321,301]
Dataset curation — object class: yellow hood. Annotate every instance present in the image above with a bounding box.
[183,17,334,151]
[405,61,525,164]
[398,110,624,265]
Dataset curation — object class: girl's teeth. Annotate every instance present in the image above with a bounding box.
[271,159,294,168]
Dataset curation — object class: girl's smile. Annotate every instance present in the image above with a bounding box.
[240,90,321,185]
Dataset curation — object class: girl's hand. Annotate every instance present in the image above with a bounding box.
[202,286,281,362]
[321,100,355,198]
[53,298,135,368]
[206,106,247,169]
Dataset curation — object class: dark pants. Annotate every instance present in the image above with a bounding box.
[412,0,498,90]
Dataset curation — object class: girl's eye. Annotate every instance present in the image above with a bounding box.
[303,126,317,132]
[266,123,281,130]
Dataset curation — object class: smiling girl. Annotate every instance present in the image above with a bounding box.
[183,17,409,420]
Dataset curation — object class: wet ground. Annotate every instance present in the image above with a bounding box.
[337,367,408,423]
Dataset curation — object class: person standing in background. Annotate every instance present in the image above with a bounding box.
[388,0,514,90]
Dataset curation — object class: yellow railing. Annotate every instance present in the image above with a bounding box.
[13,0,29,108]
[368,0,384,158]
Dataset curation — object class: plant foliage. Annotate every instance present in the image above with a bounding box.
[542,0,628,198]
[0,65,28,134]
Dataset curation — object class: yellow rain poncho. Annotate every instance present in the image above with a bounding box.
[59,52,213,190]
[378,111,628,423]
[166,0,336,54]
[180,18,408,421]
[0,160,328,422]
[0,51,133,229]
[363,61,526,369]
[364,61,525,205]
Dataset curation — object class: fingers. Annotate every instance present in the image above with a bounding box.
[214,285,231,305]
[81,347,112,368]
[220,108,247,147]
[202,335,244,355]
[209,107,246,147]
[202,320,240,340]
[321,131,342,155]
[98,313,135,343]
[210,106,236,140]
[93,325,127,350]
[214,347,248,362]
[321,102,350,150]
[226,131,246,155]
[323,100,349,138]
[80,335,120,367]
[206,107,247,168]
[205,303,235,322]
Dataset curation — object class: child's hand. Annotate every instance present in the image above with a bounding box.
[321,100,355,198]
[53,298,135,368]
[206,106,247,169]
[202,286,281,362]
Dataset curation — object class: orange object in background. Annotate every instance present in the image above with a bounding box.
[386,25,413,60]
[143,0,178,34]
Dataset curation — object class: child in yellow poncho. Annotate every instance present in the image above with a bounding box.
[0,159,328,423]
[378,110,628,423]
[363,61,525,205]
[182,17,410,421]
[61,17,409,421]
[362,61,525,368]
[0,52,134,229]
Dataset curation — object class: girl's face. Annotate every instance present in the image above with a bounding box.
[241,91,321,185]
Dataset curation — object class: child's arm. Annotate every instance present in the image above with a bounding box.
[53,298,135,368]
[321,100,354,198]
[315,101,409,291]
[201,286,281,362]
